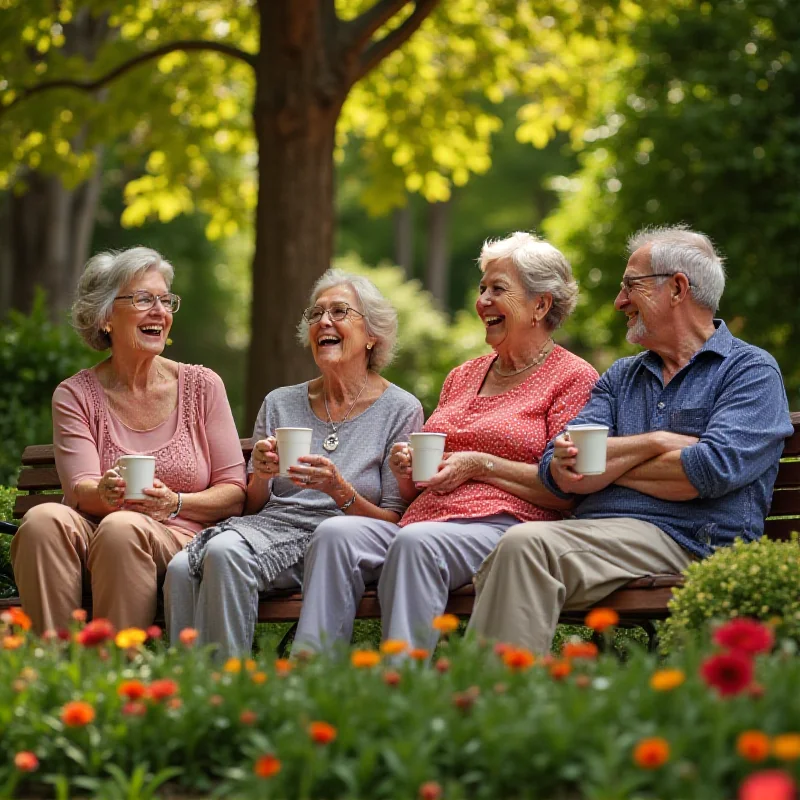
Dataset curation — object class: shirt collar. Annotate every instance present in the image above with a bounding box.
[642,319,731,374]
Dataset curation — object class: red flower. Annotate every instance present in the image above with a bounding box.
[383,670,401,686]
[240,709,258,725]
[147,679,178,701]
[76,618,115,646]
[146,625,163,640]
[714,618,775,656]
[14,751,39,772]
[419,782,443,800]
[435,657,451,673]
[700,651,754,697]
[739,770,797,800]
[254,754,281,778]
[562,641,599,660]
[117,680,147,701]
[308,721,337,745]
[61,700,95,727]
[122,701,147,717]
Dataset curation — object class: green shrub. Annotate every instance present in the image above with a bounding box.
[0,290,101,486]
[0,485,18,597]
[661,536,800,652]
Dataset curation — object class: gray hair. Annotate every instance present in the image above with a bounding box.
[296,268,398,371]
[71,247,175,351]
[478,231,578,330]
[627,225,726,312]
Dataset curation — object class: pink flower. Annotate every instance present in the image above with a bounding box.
[714,618,774,656]
[739,770,797,800]
[700,651,754,697]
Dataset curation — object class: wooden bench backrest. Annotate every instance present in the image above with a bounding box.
[12,416,800,540]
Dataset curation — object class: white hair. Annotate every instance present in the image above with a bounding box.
[627,225,726,312]
[71,247,174,351]
[478,231,578,330]
[296,269,398,371]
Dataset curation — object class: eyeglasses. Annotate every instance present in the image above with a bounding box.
[114,291,181,313]
[302,303,364,325]
[619,273,671,293]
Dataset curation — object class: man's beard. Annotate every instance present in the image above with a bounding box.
[626,314,648,344]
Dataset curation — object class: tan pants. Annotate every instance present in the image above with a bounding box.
[468,517,693,654]
[11,503,192,635]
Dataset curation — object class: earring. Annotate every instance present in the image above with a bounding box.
[367,343,373,350]
[103,325,111,334]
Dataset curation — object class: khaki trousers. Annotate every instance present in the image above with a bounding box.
[11,502,192,635]
[468,517,693,654]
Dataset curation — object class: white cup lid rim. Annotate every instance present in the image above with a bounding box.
[118,454,156,460]
[566,425,609,431]
[275,427,313,432]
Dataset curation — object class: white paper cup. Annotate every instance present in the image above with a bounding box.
[116,455,156,500]
[276,427,313,476]
[566,425,609,475]
[409,432,447,483]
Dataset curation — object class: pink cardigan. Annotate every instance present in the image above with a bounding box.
[52,364,246,535]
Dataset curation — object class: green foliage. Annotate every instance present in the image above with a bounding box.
[661,536,800,653]
[0,485,16,599]
[342,255,488,414]
[545,0,800,401]
[0,290,101,486]
[1,622,799,798]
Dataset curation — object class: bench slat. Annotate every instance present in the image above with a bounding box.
[763,517,800,541]
[17,467,62,492]
[775,461,800,489]
[21,444,57,466]
[13,494,62,518]
[768,489,800,516]
[783,413,800,457]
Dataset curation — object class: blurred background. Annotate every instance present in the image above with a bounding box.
[1,0,798,490]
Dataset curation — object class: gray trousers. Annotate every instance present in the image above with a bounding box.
[467,517,694,654]
[163,530,302,659]
[293,514,517,653]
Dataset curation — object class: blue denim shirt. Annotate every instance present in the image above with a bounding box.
[539,321,793,558]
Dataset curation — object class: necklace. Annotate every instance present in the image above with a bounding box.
[322,372,369,452]
[493,339,554,378]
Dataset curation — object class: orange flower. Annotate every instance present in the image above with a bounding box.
[240,709,258,725]
[148,679,178,701]
[772,734,800,761]
[245,659,257,672]
[351,650,381,668]
[435,657,451,673]
[1,607,32,631]
[502,647,536,670]
[252,671,268,685]
[61,700,95,727]
[223,658,242,673]
[308,721,337,745]
[167,698,182,710]
[549,660,572,680]
[562,641,599,660]
[122,701,147,717]
[574,674,592,689]
[179,628,198,646]
[14,751,39,772]
[383,670,401,686]
[380,639,408,656]
[737,731,771,762]
[585,608,619,632]
[275,658,293,675]
[254,754,281,779]
[117,680,147,701]
[418,781,443,800]
[114,628,148,649]
[70,609,87,624]
[432,614,459,634]
[209,694,224,707]
[409,648,430,661]
[650,669,686,692]
[633,737,670,769]
[3,635,24,650]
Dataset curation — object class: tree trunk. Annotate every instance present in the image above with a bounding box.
[246,1,348,425]
[425,198,452,309]
[393,202,414,278]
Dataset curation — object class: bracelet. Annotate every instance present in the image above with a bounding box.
[168,491,183,519]
[338,491,357,512]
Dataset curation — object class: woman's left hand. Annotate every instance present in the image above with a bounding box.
[289,455,347,497]
[125,478,179,522]
[424,451,483,495]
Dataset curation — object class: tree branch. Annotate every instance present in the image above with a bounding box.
[344,0,413,53]
[1,40,255,117]
[355,0,440,81]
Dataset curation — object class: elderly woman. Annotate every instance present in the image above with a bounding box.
[164,269,423,658]
[11,248,246,635]
[293,232,599,653]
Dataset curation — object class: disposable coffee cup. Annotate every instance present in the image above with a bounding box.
[565,425,609,475]
[116,455,156,500]
[409,432,447,483]
[276,427,313,476]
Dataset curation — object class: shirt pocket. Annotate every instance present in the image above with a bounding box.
[668,406,712,437]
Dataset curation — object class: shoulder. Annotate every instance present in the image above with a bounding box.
[263,382,309,410]
[382,383,424,414]
[446,354,494,383]
[726,336,783,374]
[598,353,647,383]
[54,369,95,404]
[184,363,225,391]
[550,347,599,383]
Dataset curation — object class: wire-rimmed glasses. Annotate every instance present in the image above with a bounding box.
[114,291,181,313]
[302,303,364,325]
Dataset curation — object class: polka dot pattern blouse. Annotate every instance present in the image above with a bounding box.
[400,346,599,527]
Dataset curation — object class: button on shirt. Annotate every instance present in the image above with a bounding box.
[539,321,793,558]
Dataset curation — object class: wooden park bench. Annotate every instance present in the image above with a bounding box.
[2,413,799,651]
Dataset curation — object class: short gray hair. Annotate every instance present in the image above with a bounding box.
[296,268,398,371]
[478,232,578,330]
[71,247,175,351]
[627,225,726,312]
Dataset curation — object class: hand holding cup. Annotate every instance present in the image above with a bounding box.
[98,467,125,509]
[389,442,413,482]
[252,437,280,479]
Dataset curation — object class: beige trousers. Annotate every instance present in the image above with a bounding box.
[468,517,693,654]
[11,503,192,635]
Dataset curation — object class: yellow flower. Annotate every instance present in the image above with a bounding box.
[351,650,381,668]
[432,614,459,634]
[114,628,148,649]
[3,635,24,650]
[223,658,242,673]
[649,669,686,692]
[380,639,408,656]
[245,659,257,672]
[251,671,268,685]
[772,733,800,761]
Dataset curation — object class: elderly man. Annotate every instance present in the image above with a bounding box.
[468,225,794,653]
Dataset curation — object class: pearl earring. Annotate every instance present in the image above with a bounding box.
[367,344,373,350]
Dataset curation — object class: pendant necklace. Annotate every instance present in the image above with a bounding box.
[493,338,554,378]
[322,372,369,452]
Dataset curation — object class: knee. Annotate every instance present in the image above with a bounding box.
[165,550,190,588]
[494,523,548,560]
[202,533,247,577]
[386,525,435,561]
[15,503,78,552]
[90,511,147,559]
[308,517,357,553]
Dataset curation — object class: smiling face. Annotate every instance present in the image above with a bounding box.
[307,285,374,372]
[476,258,540,352]
[615,246,672,347]
[107,268,173,356]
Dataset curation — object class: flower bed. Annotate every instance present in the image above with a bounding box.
[1,608,799,799]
